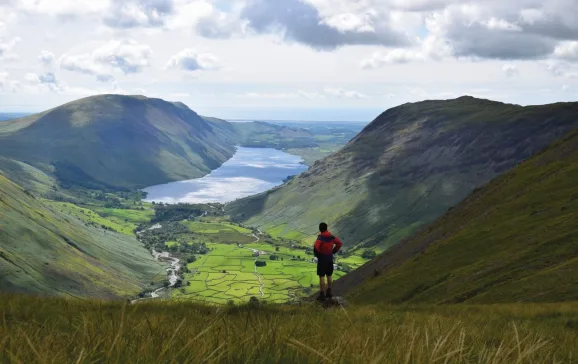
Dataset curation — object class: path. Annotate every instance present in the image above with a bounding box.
[253,257,265,297]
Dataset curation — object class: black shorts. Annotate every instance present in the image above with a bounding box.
[317,257,334,277]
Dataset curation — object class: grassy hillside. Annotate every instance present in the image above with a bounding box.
[0,95,238,190]
[336,128,578,304]
[0,174,163,298]
[2,294,577,363]
[227,97,578,253]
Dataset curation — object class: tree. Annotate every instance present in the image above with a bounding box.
[269,255,279,261]
[248,296,260,307]
[362,250,377,259]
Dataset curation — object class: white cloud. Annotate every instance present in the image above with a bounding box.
[23,71,63,92]
[361,49,425,69]
[104,0,173,28]
[59,39,153,81]
[236,90,326,99]
[554,42,578,61]
[8,0,108,17]
[544,60,578,78]
[0,36,21,60]
[502,64,519,78]
[166,49,220,72]
[324,87,369,99]
[38,50,55,66]
[485,17,521,31]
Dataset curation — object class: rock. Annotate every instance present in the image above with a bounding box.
[322,296,348,309]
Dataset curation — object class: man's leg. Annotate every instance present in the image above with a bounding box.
[326,275,333,298]
[319,276,326,294]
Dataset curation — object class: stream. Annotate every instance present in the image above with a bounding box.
[132,249,181,303]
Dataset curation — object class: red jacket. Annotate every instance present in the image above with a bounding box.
[314,231,342,257]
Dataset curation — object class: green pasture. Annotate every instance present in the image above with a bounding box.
[173,242,346,304]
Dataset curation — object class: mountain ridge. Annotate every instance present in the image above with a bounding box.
[226,97,578,253]
[337,127,578,303]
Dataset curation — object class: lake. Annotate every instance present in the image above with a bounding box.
[143,147,308,204]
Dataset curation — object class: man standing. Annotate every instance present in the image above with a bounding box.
[313,222,342,301]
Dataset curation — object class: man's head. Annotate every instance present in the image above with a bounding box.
[319,222,328,232]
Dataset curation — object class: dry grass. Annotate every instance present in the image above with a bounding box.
[1,294,577,363]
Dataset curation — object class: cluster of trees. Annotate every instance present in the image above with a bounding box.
[136,222,189,250]
[362,250,377,259]
[167,242,209,255]
[255,261,267,267]
[151,203,222,223]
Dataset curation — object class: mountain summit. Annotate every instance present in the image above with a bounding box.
[227,97,578,252]
[0,94,237,190]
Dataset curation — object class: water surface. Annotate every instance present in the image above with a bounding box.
[143,147,307,204]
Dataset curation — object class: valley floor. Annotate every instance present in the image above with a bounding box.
[1,294,577,363]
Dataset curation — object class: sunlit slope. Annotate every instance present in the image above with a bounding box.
[0,95,237,190]
[227,97,578,250]
[0,174,163,298]
[338,128,578,304]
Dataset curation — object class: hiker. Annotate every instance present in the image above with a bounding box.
[313,222,342,301]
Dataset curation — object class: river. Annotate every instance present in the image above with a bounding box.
[143,147,308,204]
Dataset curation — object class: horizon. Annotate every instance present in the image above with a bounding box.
[1,0,577,121]
[1,92,576,123]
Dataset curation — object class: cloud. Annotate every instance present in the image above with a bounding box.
[324,87,369,99]
[553,41,578,61]
[361,49,425,69]
[544,60,578,78]
[240,0,411,50]
[38,50,55,66]
[60,39,153,81]
[166,49,220,71]
[360,33,452,69]
[0,36,21,60]
[4,0,108,18]
[236,90,325,100]
[103,0,174,28]
[502,64,519,78]
[237,92,305,100]
[23,71,64,93]
[425,6,556,60]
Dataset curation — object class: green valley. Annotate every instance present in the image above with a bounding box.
[132,207,357,304]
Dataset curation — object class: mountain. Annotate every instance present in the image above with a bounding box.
[336,128,578,304]
[227,97,578,251]
[231,121,316,149]
[0,95,238,190]
[0,174,163,298]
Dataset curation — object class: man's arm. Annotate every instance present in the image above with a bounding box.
[332,236,343,254]
[314,239,322,258]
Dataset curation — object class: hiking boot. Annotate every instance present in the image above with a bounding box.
[316,292,326,302]
[326,288,333,299]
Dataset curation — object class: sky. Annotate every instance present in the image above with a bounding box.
[0,0,577,122]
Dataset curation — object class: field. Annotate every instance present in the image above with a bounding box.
[2,294,578,363]
[170,219,353,304]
